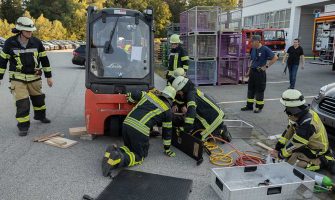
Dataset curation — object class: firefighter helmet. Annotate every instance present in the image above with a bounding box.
[161,86,176,100]
[170,34,181,44]
[280,89,306,107]
[172,76,189,91]
[15,17,36,32]
[174,68,185,77]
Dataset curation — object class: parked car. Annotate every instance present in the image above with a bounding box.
[72,44,86,66]
[41,41,51,51]
[311,83,335,142]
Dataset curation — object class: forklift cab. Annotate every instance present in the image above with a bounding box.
[85,6,154,136]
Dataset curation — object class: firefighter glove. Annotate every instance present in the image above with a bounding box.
[126,92,136,104]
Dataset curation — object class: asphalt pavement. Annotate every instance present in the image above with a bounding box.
[0,52,334,200]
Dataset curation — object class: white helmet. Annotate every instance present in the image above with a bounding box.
[174,68,185,77]
[172,76,189,91]
[16,17,36,32]
[280,89,306,107]
[170,34,181,44]
[161,86,176,100]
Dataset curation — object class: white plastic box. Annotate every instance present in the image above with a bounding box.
[211,163,315,200]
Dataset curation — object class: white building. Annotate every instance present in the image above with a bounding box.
[242,0,335,55]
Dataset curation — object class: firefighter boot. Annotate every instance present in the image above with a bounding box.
[102,145,124,177]
[220,124,232,143]
[18,127,29,137]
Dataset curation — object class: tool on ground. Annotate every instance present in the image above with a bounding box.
[84,170,193,200]
[295,166,335,193]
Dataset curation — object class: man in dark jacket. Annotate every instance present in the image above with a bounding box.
[0,17,53,136]
[166,34,189,80]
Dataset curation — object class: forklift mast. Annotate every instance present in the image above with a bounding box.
[85,6,154,136]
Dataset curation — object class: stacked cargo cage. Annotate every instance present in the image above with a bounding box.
[217,32,247,85]
[185,6,219,86]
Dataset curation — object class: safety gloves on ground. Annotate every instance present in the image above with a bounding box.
[164,149,176,157]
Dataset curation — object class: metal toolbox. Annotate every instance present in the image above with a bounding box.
[224,119,253,138]
[211,163,315,200]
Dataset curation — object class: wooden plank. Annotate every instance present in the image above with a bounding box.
[33,132,62,142]
[44,137,78,149]
[256,142,274,151]
[69,127,87,136]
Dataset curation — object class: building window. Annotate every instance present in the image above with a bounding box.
[244,8,291,29]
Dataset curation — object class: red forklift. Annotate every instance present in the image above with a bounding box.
[85,6,154,136]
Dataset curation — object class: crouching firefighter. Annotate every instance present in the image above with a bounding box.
[271,89,335,173]
[0,17,53,136]
[102,86,177,177]
[171,76,232,142]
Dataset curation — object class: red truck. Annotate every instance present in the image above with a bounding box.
[242,28,286,56]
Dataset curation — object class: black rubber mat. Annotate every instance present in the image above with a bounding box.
[96,170,193,200]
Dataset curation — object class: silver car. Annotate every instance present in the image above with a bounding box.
[311,83,335,140]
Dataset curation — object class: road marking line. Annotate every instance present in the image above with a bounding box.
[268,81,289,84]
[217,96,316,105]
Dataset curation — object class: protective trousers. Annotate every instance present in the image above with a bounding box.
[10,80,46,131]
[287,150,335,171]
[246,69,266,109]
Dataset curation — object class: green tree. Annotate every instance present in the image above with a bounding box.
[165,0,187,23]
[50,20,67,40]
[0,0,24,23]
[187,0,238,10]
[0,19,15,38]
[34,14,53,40]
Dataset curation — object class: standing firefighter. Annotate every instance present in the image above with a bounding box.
[102,86,176,177]
[0,17,53,136]
[166,34,189,80]
[272,89,335,173]
[171,76,231,142]
[241,35,278,113]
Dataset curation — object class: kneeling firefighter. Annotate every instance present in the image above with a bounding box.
[171,76,231,142]
[102,86,177,177]
[272,89,335,173]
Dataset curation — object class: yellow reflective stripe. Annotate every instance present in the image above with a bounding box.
[183,65,189,70]
[124,117,150,136]
[201,111,224,140]
[279,136,288,145]
[104,152,111,158]
[9,71,40,81]
[146,92,169,111]
[196,114,210,128]
[175,99,184,105]
[162,122,172,128]
[312,111,328,154]
[42,67,52,72]
[181,56,189,61]
[33,105,46,111]
[126,96,147,116]
[39,51,47,57]
[120,146,131,153]
[0,68,5,74]
[281,147,291,158]
[0,51,10,59]
[185,117,195,124]
[14,57,23,71]
[306,164,320,171]
[16,115,30,123]
[293,134,309,145]
[187,101,196,107]
[140,108,162,124]
[163,139,171,146]
[107,158,121,166]
[247,98,255,103]
[173,53,179,70]
[256,100,265,105]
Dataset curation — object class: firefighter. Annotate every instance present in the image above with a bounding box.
[166,34,189,80]
[271,89,335,173]
[241,35,278,113]
[0,17,53,136]
[102,86,176,177]
[171,76,231,142]
[167,67,186,85]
